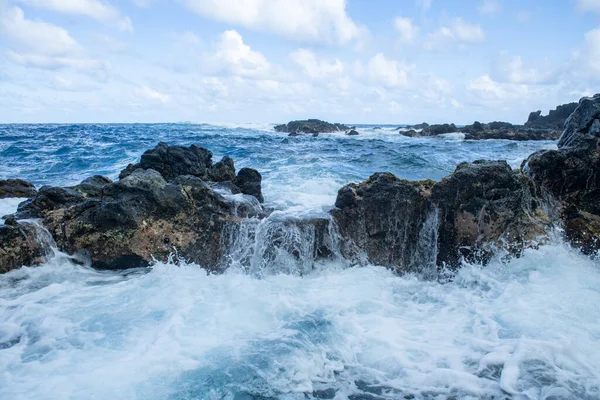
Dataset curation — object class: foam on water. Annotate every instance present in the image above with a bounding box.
[1,244,599,400]
[0,197,24,224]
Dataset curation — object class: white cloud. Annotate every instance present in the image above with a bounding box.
[0,7,109,72]
[494,55,557,84]
[577,0,600,13]
[289,49,343,79]
[134,86,170,104]
[580,27,600,76]
[395,17,418,43]
[184,0,363,44]
[478,0,502,15]
[365,53,411,87]
[426,18,485,49]
[211,30,270,78]
[19,0,133,32]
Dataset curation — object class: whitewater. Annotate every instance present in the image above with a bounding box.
[1,124,599,400]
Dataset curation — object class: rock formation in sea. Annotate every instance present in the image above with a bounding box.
[274,119,349,136]
[1,95,599,276]
[0,179,37,199]
[399,101,578,140]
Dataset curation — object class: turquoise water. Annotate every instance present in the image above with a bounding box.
[1,124,598,400]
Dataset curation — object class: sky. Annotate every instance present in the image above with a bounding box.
[0,0,598,124]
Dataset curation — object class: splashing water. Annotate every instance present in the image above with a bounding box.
[0,124,598,399]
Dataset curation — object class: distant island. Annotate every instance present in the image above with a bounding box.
[274,101,578,140]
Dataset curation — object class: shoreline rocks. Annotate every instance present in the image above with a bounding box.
[274,119,348,135]
[0,179,37,199]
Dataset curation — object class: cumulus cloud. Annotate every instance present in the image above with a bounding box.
[0,7,109,72]
[577,0,600,13]
[576,27,600,78]
[478,0,502,15]
[395,17,418,43]
[364,53,411,87]
[425,18,485,49]
[289,49,343,79]
[184,0,363,44]
[493,55,558,84]
[19,0,133,32]
[211,30,270,78]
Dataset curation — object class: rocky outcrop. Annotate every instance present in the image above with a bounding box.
[0,179,37,199]
[346,129,359,136]
[0,220,54,273]
[526,102,578,130]
[332,161,550,273]
[3,142,265,272]
[524,93,600,254]
[274,119,348,135]
[461,122,561,141]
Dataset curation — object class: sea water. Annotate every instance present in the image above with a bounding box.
[1,124,597,400]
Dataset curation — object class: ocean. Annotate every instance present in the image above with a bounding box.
[0,124,598,400]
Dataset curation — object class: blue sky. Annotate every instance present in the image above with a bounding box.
[0,0,598,124]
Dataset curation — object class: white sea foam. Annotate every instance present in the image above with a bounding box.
[0,197,24,223]
[1,243,599,400]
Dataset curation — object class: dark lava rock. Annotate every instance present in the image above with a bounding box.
[525,93,600,253]
[346,129,359,136]
[399,129,419,137]
[420,123,458,136]
[404,122,430,130]
[119,142,213,181]
[525,102,578,130]
[210,156,236,182]
[72,175,113,198]
[332,162,550,273]
[42,169,235,270]
[233,168,264,203]
[461,122,561,141]
[16,186,86,219]
[0,221,54,273]
[274,119,348,134]
[0,179,37,199]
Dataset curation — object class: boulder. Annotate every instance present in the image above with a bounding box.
[399,129,419,137]
[210,156,236,182]
[332,162,550,273]
[233,168,264,203]
[119,142,213,181]
[525,102,578,130]
[525,93,600,253]
[0,221,54,273]
[0,179,37,199]
[421,123,458,136]
[274,119,348,134]
[16,186,86,219]
[72,175,113,198]
[346,129,359,136]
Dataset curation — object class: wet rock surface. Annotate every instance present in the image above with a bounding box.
[0,179,37,199]
[274,119,348,135]
[0,221,54,273]
[525,93,600,254]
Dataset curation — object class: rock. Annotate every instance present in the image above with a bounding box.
[119,142,213,181]
[0,221,53,273]
[431,160,549,267]
[461,123,561,141]
[210,156,236,182]
[72,175,113,198]
[331,173,435,272]
[373,127,382,130]
[16,186,86,219]
[346,129,359,136]
[233,168,264,203]
[525,102,578,130]
[421,123,458,136]
[42,169,235,270]
[404,122,430,130]
[332,162,550,273]
[0,179,37,199]
[274,119,348,134]
[525,93,600,253]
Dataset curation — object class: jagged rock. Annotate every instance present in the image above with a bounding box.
[432,160,549,267]
[0,179,37,199]
[42,169,235,270]
[331,173,435,272]
[210,156,236,182]
[0,221,53,273]
[274,119,348,134]
[525,93,600,253]
[461,122,561,141]
[233,168,264,203]
[119,142,213,181]
[73,175,113,198]
[16,186,86,219]
[525,102,578,130]
[421,123,458,136]
[332,162,550,273]
[399,129,419,137]
[346,129,359,136]
[403,122,429,130]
